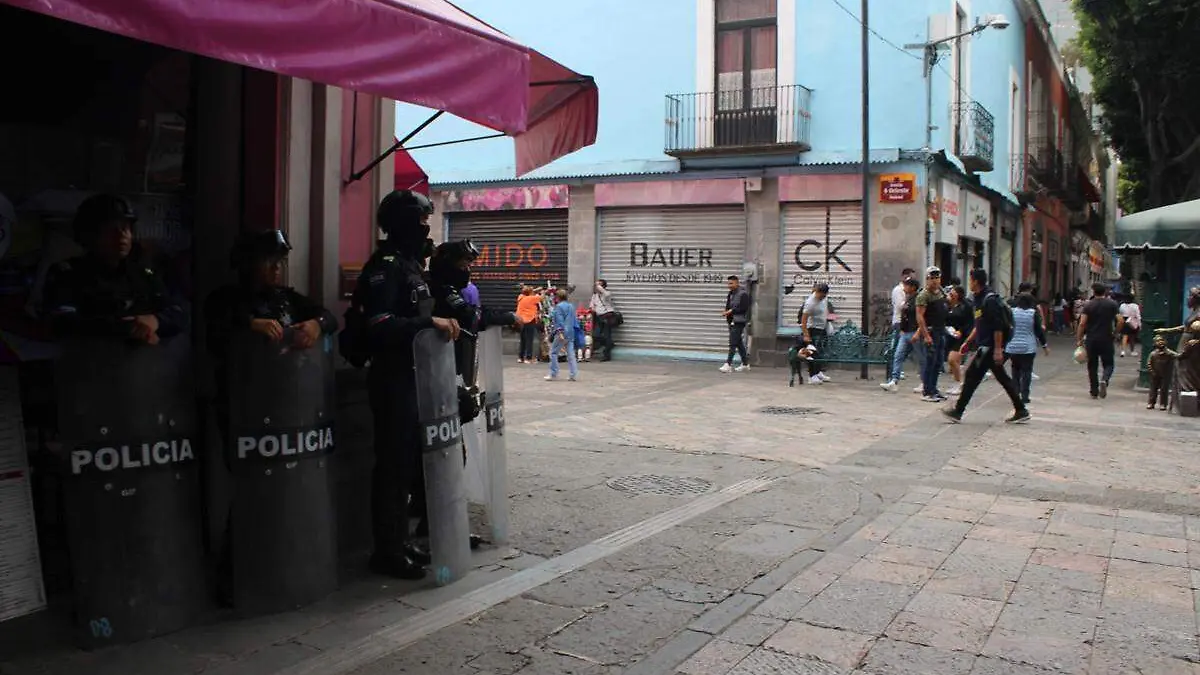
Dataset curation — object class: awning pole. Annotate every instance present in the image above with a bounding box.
[346,110,444,185]
[405,133,507,151]
[529,76,594,87]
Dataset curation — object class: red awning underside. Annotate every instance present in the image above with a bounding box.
[2,0,598,175]
[393,144,429,195]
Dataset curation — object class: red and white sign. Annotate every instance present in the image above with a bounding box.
[879,174,916,203]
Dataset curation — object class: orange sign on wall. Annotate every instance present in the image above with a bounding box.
[879,174,917,203]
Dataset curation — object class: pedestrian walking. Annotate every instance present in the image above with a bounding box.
[891,268,916,380]
[1005,293,1050,405]
[801,283,833,384]
[515,286,543,363]
[1076,283,1123,399]
[1119,294,1142,357]
[915,266,948,402]
[944,285,973,396]
[1053,294,1066,334]
[880,277,920,392]
[1147,335,1177,410]
[720,275,751,373]
[589,279,616,362]
[545,288,579,381]
[943,269,1029,424]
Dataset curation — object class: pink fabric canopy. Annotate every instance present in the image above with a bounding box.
[2,0,598,173]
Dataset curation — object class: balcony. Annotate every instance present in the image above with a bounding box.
[1027,140,1063,190]
[664,84,812,156]
[953,101,995,173]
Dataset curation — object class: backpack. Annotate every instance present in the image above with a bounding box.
[986,292,1015,342]
[339,283,370,369]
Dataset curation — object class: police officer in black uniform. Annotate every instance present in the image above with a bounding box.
[358,190,460,580]
[203,228,339,604]
[44,193,188,341]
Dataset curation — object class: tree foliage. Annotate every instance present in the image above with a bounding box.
[1073,0,1200,211]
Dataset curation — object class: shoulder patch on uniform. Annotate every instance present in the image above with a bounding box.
[382,255,395,263]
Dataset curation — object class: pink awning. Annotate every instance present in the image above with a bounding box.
[1,0,599,170]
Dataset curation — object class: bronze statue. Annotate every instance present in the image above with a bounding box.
[1154,288,1200,414]
[1148,335,1178,410]
[1155,287,1200,344]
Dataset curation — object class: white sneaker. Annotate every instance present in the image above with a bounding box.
[913,386,924,394]
[735,365,750,372]
[900,372,907,380]
[569,376,577,382]
[817,372,831,382]
[718,363,733,373]
[946,385,962,396]
[880,380,898,392]
[1120,350,1126,357]
[1032,373,1040,380]
[809,376,824,385]
[544,375,556,381]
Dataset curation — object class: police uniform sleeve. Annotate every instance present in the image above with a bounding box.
[42,262,132,338]
[139,266,190,339]
[288,289,338,335]
[478,305,518,330]
[361,258,434,349]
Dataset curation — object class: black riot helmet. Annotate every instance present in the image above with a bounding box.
[377,190,434,255]
[429,239,480,290]
[73,193,136,243]
[230,228,292,270]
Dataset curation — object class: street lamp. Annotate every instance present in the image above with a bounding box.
[905,14,1009,266]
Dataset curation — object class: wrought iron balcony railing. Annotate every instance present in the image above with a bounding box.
[1027,138,1063,190]
[665,84,812,155]
[953,101,995,173]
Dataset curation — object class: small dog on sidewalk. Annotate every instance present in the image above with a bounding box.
[787,344,818,387]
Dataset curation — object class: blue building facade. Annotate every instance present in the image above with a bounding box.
[410,0,1088,364]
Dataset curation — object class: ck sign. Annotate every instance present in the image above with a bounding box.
[793,221,853,273]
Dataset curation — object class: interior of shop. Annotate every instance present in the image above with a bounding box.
[0,4,200,653]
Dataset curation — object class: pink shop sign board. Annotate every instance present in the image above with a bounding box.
[443,185,569,212]
[594,179,745,207]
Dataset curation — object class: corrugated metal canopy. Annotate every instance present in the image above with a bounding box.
[1115,199,1200,249]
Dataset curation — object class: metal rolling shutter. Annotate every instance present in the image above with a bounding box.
[780,203,865,330]
[0,369,46,623]
[448,211,568,312]
[598,206,746,352]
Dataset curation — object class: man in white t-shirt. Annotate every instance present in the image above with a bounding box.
[891,268,916,379]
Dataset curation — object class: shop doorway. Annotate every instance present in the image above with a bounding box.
[0,3,200,652]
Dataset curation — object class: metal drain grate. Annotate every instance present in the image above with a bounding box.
[607,475,714,496]
[758,406,824,416]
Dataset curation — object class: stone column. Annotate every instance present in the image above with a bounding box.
[567,184,596,304]
[746,177,782,365]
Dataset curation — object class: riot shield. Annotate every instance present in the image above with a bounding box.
[413,328,470,586]
[478,327,510,545]
[226,331,337,614]
[56,335,205,649]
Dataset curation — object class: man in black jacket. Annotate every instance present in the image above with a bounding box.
[944,269,1029,424]
[357,190,460,580]
[721,275,751,373]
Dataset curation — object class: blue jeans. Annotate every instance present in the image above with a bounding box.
[922,332,945,396]
[549,333,578,379]
[890,332,921,383]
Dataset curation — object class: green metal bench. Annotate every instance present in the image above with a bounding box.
[788,322,896,386]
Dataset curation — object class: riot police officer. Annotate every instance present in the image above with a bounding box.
[358,190,459,580]
[204,228,339,605]
[44,193,188,340]
[205,229,337,363]
[416,241,520,543]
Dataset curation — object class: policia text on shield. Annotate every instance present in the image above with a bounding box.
[205,229,339,612]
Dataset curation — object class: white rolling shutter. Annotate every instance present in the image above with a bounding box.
[780,203,864,330]
[0,368,46,623]
[598,206,747,353]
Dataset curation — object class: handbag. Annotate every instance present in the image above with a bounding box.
[609,311,624,327]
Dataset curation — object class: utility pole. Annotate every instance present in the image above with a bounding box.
[860,0,871,379]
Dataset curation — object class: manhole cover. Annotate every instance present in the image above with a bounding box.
[758,406,824,416]
[607,475,714,496]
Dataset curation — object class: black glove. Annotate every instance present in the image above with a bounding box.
[458,386,482,423]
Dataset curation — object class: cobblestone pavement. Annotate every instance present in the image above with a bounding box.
[4,337,1199,675]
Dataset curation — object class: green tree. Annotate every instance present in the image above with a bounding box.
[1074,0,1200,211]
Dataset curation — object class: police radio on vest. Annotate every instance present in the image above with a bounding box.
[237,427,334,460]
[71,439,195,475]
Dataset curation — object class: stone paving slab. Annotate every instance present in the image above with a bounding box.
[677,486,1200,675]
